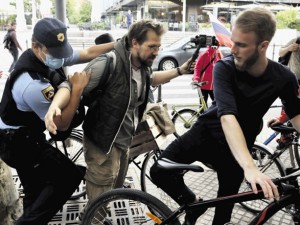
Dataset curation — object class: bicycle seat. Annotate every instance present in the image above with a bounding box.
[157,158,204,172]
[271,124,295,133]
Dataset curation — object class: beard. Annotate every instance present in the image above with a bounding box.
[235,48,259,71]
[137,51,156,67]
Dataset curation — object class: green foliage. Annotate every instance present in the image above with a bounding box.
[276,10,298,29]
[67,0,79,24]
[79,0,92,23]
[289,18,300,31]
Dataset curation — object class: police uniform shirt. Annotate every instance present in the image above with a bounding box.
[0,50,80,129]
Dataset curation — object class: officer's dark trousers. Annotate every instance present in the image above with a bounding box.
[150,120,244,225]
[0,131,83,225]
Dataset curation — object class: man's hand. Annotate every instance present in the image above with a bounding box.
[244,167,279,201]
[180,58,196,74]
[288,43,299,52]
[68,69,91,92]
[267,117,281,127]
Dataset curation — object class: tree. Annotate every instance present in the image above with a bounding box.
[276,10,298,29]
[67,0,79,24]
[79,0,92,23]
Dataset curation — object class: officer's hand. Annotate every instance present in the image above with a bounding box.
[69,69,92,92]
[45,105,61,135]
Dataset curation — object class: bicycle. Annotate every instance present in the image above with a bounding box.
[171,81,208,137]
[140,137,286,213]
[239,124,300,213]
[81,158,300,225]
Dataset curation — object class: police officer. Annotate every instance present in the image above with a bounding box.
[0,18,113,225]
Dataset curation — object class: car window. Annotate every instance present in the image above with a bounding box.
[184,41,197,49]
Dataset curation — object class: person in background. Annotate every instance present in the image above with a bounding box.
[0,17,113,225]
[7,22,23,72]
[150,7,300,225]
[279,36,300,84]
[126,10,133,29]
[192,45,222,105]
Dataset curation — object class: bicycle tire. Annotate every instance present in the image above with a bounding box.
[172,108,199,137]
[293,133,300,167]
[81,188,181,225]
[239,143,286,213]
[49,131,86,200]
[140,150,179,211]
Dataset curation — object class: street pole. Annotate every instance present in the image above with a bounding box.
[55,0,67,75]
[55,0,66,23]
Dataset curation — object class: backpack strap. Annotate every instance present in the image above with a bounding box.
[83,52,115,107]
[200,53,216,75]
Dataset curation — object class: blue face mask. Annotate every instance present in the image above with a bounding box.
[40,50,64,69]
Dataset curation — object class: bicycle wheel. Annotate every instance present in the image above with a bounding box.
[172,108,198,137]
[239,143,285,213]
[293,133,300,167]
[49,131,86,200]
[140,150,180,211]
[82,188,181,225]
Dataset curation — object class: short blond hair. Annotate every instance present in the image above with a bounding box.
[234,8,276,44]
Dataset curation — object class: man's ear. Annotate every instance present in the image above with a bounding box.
[131,39,139,49]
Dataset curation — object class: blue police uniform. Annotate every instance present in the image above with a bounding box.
[0,47,83,225]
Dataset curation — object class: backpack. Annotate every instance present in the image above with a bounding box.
[81,52,116,107]
[278,37,300,65]
[3,31,12,50]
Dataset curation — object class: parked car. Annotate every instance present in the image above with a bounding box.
[151,36,231,71]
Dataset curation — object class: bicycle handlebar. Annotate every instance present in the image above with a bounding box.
[191,81,209,89]
[270,124,296,133]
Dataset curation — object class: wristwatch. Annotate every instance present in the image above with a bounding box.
[176,67,183,76]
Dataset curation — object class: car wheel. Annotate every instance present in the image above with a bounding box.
[159,58,178,71]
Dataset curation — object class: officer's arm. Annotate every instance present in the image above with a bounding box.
[76,42,114,64]
[45,88,70,134]
[46,70,91,134]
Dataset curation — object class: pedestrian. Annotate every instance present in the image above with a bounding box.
[126,10,133,29]
[278,36,300,84]
[150,7,300,225]
[0,17,113,225]
[192,45,222,105]
[6,22,23,72]
[45,19,194,222]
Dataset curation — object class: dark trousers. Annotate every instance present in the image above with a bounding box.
[202,89,214,105]
[150,120,244,225]
[9,48,19,72]
[0,131,83,225]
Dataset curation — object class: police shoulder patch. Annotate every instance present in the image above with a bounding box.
[41,86,55,101]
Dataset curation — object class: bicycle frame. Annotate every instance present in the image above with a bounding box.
[171,86,208,124]
[160,169,300,225]
[260,127,299,168]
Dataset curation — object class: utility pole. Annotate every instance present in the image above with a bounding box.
[55,0,66,23]
[16,0,27,31]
